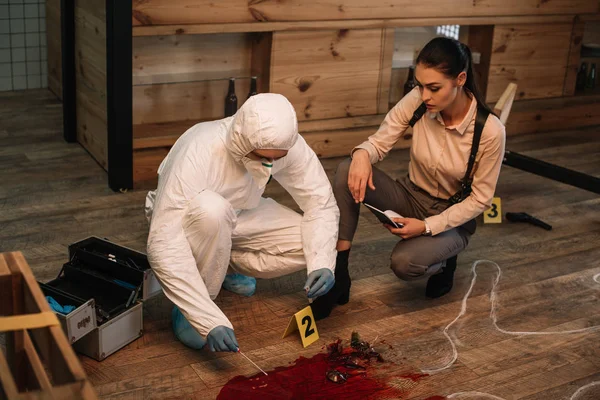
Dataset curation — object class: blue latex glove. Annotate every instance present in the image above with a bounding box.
[207,325,239,352]
[304,268,335,299]
[46,296,76,314]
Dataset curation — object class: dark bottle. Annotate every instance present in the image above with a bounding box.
[586,63,596,90]
[247,76,258,99]
[224,78,238,117]
[403,66,416,96]
[576,63,587,92]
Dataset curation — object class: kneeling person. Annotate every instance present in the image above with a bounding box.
[145,94,339,352]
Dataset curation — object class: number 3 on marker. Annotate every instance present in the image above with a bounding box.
[484,197,502,224]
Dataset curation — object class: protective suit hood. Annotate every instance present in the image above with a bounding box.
[225,93,299,162]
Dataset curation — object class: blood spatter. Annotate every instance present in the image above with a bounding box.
[217,338,429,400]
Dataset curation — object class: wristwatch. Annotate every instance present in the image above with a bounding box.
[422,220,432,236]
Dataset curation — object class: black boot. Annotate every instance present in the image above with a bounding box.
[310,250,351,320]
[425,255,457,299]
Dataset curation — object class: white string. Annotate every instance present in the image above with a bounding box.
[569,381,600,399]
[448,381,600,400]
[421,260,600,375]
[448,392,505,399]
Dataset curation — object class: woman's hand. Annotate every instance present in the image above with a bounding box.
[384,218,426,240]
[348,150,375,203]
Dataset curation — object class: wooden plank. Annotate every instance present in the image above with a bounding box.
[132,90,600,166]
[0,255,13,316]
[563,18,586,96]
[492,82,518,125]
[18,382,97,400]
[0,348,19,400]
[299,114,386,133]
[75,88,108,170]
[583,18,600,43]
[487,23,573,102]
[131,0,593,26]
[250,33,273,95]
[270,29,383,121]
[132,15,576,36]
[132,121,406,186]
[580,13,600,22]
[132,114,389,150]
[46,0,62,100]
[133,147,170,189]
[302,125,412,158]
[74,0,108,170]
[377,28,395,114]
[133,120,195,149]
[3,252,92,391]
[467,25,494,101]
[133,79,251,125]
[504,93,600,135]
[22,330,52,392]
[132,33,251,86]
[3,253,26,391]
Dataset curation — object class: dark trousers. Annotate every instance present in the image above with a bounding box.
[334,158,474,280]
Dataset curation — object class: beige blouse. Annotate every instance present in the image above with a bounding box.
[354,87,506,236]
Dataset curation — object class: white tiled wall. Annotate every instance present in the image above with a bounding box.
[0,0,47,91]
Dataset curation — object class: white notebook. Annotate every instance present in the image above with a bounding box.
[363,203,404,228]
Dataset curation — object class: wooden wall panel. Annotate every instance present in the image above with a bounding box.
[563,18,585,96]
[486,23,572,103]
[132,33,253,126]
[270,29,383,121]
[74,0,107,170]
[303,126,412,158]
[250,33,273,95]
[377,28,395,114]
[132,33,252,85]
[468,25,495,101]
[504,94,600,136]
[131,0,597,26]
[583,20,600,44]
[133,147,170,189]
[46,0,62,99]
[133,79,251,125]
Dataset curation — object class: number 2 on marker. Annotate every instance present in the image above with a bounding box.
[302,315,315,337]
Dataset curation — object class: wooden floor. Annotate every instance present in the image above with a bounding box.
[1,89,600,399]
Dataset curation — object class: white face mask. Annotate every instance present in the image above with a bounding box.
[242,157,273,190]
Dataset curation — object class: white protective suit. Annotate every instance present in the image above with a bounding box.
[145,93,339,338]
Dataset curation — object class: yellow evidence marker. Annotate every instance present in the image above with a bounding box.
[484,197,502,224]
[282,305,319,348]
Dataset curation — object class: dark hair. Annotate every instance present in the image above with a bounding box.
[416,37,495,116]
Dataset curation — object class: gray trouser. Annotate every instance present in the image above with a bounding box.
[334,158,475,281]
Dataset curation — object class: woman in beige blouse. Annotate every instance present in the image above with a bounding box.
[311,37,506,320]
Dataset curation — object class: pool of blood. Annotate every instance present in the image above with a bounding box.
[217,341,442,400]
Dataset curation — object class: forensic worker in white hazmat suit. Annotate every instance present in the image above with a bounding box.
[145,93,340,352]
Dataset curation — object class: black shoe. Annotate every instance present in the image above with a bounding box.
[426,255,458,299]
[310,250,351,320]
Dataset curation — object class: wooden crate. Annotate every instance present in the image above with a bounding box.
[0,252,97,400]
